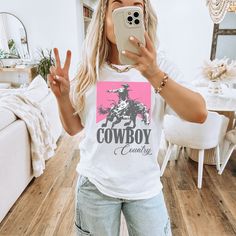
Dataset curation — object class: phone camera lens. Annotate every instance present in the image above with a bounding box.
[134,12,139,17]
[128,16,133,21]
[134,19,140,24]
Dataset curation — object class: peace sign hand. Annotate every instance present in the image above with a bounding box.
[47,48,72,100]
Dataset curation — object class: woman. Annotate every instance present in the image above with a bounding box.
[48,0,207,235]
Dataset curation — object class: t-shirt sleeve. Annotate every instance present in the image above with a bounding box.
[157,50,184,85]
[156,50,192,116]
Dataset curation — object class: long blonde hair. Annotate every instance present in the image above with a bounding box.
[72,0,158,117]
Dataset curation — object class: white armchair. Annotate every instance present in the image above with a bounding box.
[161,111,229,188]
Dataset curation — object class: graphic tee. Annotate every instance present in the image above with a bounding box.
[70,52,183,200]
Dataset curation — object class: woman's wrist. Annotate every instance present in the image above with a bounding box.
[148,69,168,94]
[154,73,169,93]
[56,94,71,105]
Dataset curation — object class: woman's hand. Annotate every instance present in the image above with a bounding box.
[122,31,161,81]
[47,48,71,100]
[123,32,207,123]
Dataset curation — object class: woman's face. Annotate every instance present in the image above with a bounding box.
[105,0,144,45]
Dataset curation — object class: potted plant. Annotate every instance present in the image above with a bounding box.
[202,57,236,94]
[0,49,19,59]
[8,39,20,58]
[36,49,55,85]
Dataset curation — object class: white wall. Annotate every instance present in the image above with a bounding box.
[151,0,214,81]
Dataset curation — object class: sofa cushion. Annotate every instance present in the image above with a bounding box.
[0,75,50,131]
[0,75,49,103]
[23,75,49,102]
[0,108,17,131]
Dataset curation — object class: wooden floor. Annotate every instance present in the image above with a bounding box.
[0,131,236,236]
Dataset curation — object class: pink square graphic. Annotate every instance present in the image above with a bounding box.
[96,81,151,123]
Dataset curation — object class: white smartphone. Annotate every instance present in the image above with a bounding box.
[112,6,146,65]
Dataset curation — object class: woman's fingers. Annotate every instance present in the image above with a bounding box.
[47,74,54,83]
[53,48,71,79]
[50,66,56,76]
[144,31,154,52]
[53,48,62,68]
[49,67,68,86]
[63,50,72,76]
[49,67,61,86]
[47,74,57,88]
[53,75,68,87]
[50,65,63,79]
[122,50,140,63]
[129,36,150,57]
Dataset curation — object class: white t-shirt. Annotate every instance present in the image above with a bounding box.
[70,51,183,200]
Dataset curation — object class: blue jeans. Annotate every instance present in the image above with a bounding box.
[75,175,172,236]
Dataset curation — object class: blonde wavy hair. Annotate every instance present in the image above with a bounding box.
[72,0,158,117]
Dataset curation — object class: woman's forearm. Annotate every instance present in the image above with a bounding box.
[149,70,207,123]
[56,95,84,136]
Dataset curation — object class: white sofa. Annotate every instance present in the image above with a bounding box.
[0,77,63,223]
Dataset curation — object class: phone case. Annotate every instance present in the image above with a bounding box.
[112,6,146,65]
